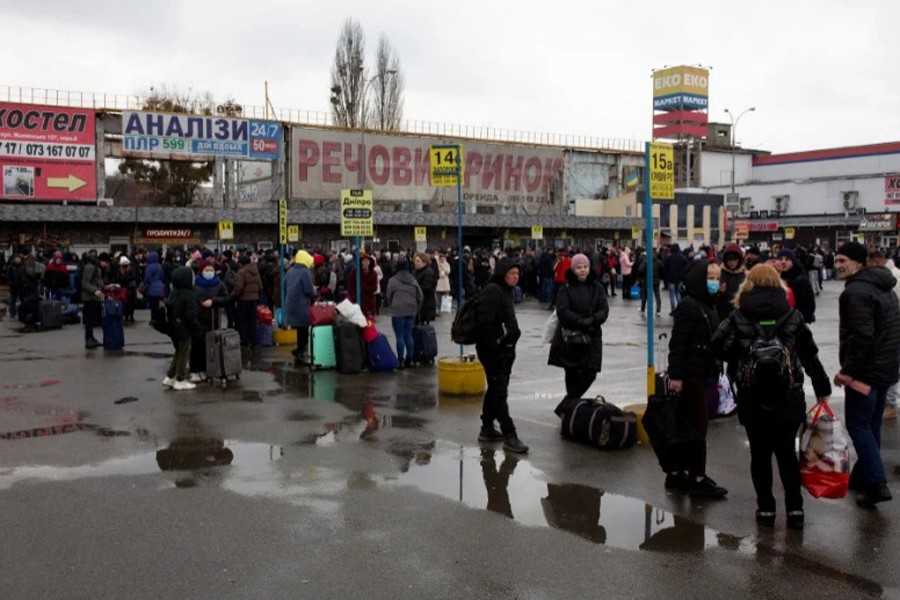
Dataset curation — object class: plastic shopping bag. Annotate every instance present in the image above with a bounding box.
[440,295,452,313]
[799,402,851,499]
[717,373,736,415]
[542,309,559,345]
[336,298,368,328]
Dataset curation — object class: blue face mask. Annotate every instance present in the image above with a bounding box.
[707,280,720,295]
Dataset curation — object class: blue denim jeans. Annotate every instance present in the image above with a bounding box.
[392,315,415,362]
[845,384,888,487]
[667,283,682,312]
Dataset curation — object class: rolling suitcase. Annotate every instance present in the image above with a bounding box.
[206,327,242,386]
[367,333,399,372]
[412,323,438,365]
[309,324,337,370]
[333,322,366,374]
[102,299,125,350]
[40,300,65,329]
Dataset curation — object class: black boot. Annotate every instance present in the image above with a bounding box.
[478,427,504,442]
[857,484,892,508]
[503,435,529,454]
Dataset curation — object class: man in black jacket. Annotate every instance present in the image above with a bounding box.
[475,258,527,453]
[662,244,688,315]
[834,241,900,507]
[777,248,816,324]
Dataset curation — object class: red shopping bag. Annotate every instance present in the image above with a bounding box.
[256,305,274,325]
[799,402,850,499]
[361,319,379,343]
[308,303,336,326]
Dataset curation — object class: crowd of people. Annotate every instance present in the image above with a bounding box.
[4,238,900,528]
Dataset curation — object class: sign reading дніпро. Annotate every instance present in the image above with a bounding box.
[122,111,282,161]
[0,102,96,202]
[648,143,674,200]
[652,66,709,111]
[341,189,374,237]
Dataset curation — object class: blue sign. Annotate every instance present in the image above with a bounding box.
[122,111,282,161]
[652,93,709,112]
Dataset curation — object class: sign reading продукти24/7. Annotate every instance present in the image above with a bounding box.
[121,111,282,161]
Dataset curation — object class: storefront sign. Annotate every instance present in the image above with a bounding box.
[885,176,900,205]
[0,102,96,202]
[122,111,282,161]
[858,213,896,231]
[145,228,193,239]
[748,221,779,232]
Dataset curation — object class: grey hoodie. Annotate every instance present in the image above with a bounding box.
[386,270,422,318]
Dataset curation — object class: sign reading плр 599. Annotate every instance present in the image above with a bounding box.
[0,102,96,202]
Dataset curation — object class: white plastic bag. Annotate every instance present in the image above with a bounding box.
[336,298,368,328]
[717,373,736,415]
[440,295,452,313]
[542,309,559,345]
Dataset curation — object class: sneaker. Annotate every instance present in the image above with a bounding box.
[857,484,892,508]
[786,510,805,529]
[161,376,175,388]
[189,373,204,383]
[689,476,728,499]
[503,435,529,454]
[755,510,776,527]
[173,380,197,391]
[478,427,504,442]
[85,339,102,349]
[664,472,691,492]
[884,405,897,420]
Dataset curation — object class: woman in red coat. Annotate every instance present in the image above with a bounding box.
[347,254,379,317]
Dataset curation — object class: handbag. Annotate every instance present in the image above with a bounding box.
[560,328,591,346]
[308,303,336,326]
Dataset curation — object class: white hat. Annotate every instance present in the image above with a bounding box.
[119,256,130,265]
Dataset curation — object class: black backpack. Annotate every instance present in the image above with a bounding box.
[741,311,795,406]
[451,293,482,345]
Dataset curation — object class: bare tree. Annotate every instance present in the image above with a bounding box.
[368,35,404,130]
[329,19,366,128]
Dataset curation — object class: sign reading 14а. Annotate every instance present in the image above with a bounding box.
[429,145,465,187]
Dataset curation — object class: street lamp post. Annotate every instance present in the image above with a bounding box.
[724,107,756,195]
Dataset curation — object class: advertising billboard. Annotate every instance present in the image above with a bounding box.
[652,66,709,112]
[0,102,96,202]
[291,127,564,208]
[122,111,282,162]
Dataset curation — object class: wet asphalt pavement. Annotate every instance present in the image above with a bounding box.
[2,282,900,599]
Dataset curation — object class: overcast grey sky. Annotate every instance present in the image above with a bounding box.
[1,0,897,153]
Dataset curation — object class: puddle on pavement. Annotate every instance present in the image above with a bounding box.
[123,351,172,359]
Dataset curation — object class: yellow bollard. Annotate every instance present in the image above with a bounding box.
[622,403,649,444]
[437,356,486,396]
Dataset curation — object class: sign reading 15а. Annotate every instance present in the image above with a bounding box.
[647,142,674,201]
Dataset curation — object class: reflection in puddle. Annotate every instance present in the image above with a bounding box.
[123,351,172,360]
[392,442,752,554]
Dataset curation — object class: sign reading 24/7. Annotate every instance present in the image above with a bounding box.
[122,111,282,161]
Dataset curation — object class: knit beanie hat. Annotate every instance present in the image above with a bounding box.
[836,241,867,265]
[777,248,795,261]
[570,253,590,268]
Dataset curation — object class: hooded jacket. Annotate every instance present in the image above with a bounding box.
[283,261,318,328]
[668,260,720,379]
[781,262,816,324]
[232,261,262,302]
[386,270,423,318]
[193,272,229,333]
[839,267,900,387]
[80,256,105,303]
[717,244,746,321]
[712,285,831,424]
[142,252,166,299]
[662,245,688,286]
[166,266,200,340]
[548,269,609,372]
[475,258,521,351]
[414,260,438,322]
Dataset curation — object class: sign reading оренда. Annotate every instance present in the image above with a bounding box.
[122,111,282,161]
[0,102,96,202]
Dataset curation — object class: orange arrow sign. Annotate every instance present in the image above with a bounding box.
[47,175,87,192]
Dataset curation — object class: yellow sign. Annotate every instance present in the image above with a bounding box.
[414,227,427,242]
[531,225,543,240]
[430,145,464,187]
[784,227,796,240]
[278,199,287,245]
[340,188,374,237]
[734,220,750,240]
[287,225,300,243]
[217,220,234,240]
[632,227,641,240]
[648,143,675,200]
[653,65,709,104]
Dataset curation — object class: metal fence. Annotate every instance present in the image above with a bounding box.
[1,85,644,153]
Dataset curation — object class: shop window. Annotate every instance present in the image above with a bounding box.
[693,206,704,229]
[659,205,670,228]
[677,205,688,229]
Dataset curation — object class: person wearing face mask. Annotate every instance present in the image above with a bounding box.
[548,253,610,400]
[189,260,230,382]
[833,241,900,507]
[666,260,727,499]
